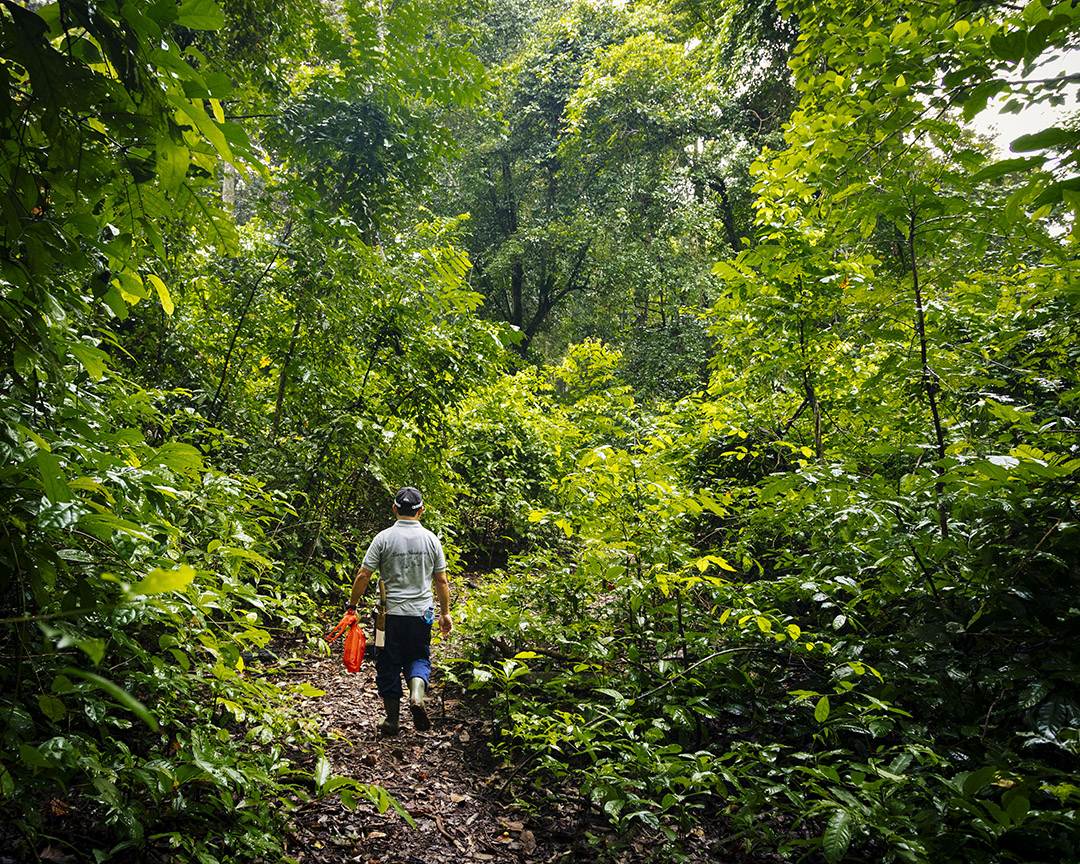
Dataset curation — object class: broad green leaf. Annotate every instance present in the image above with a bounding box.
[1032,175,1080,209]
[38,451,72,503]
[169,648,191,671]
[38,502,84,531]
[40,624,106,665]
[15,422,50,451]
[823,808,854,863]
[67,477,114,502]
[815,695,831,722]
[147,274,175,315]
[156,133,190,193]
[962,79,1008,120]
[973,459,1011,481]
[982,798,1011,827]
[78,513,152,542]
[314,755,332,790]
[204,72,233,99]
[970,156,1046,181]
[61,667,159,731]
[51,674,75,694]
[1021,0,1050,24]
[101,285,129,319]
[1010,127,1079,153]
[144,442,204,473]
[19,744,50,768]
[38,694,66,722]
[984,399,1032,425]
[78,636,106,666]
[961,765,998,798]
[989,29,1026,63]
[760,474,798,502]
[695,554,736,573]
[383,787,417,828]
[133,564,196,595]
[1006,794,1031,825]
[321,776,355,794]
[115,271,148,303]
[168,93,233,162]
[217,546,271,566]
[177,0,226,30]
[69,342,109,381]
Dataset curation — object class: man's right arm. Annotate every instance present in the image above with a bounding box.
[348,567,374,609]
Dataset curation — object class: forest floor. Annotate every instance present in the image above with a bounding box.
[281,627,771,864]
[0,628,777,864]
[282,646,560,864]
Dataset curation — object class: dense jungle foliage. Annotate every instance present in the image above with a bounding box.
[1,0,1078,861]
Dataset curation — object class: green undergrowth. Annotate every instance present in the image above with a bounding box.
[454,544,1079,862]
[448,389,1080,862]
[0,379,406,862]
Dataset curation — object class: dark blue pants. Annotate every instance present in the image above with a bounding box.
[375,614,432,699]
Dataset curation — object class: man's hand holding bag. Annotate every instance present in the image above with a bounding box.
[326,608,366,673]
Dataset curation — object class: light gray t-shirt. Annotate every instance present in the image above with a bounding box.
[362,519,447,616]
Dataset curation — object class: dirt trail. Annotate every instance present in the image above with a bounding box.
[282,643,576,864]
[283,630,752,864]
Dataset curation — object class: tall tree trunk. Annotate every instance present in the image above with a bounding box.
[222,163,236,211]
[909,212,949,539]
[488,152,523,329]
[504,154,523,330]
[805,369,822,458]
[271,297,303,440]
[709,175,740,252]
[520,271,552,356]
[511,259,524,330]
[647,233,667,328]
[209,222,292,418]
[799,316,822,458]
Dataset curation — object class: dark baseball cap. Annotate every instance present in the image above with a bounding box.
[394,487,423,512]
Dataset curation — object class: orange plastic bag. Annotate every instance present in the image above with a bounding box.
[326,610,366,673]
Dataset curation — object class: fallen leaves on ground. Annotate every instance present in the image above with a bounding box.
[283,634,776,864]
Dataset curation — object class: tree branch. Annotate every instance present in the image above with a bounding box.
[209,222,293,417]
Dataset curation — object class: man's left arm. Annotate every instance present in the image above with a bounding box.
[434,571,452,636]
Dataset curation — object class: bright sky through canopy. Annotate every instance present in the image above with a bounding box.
[971,49,1079,155]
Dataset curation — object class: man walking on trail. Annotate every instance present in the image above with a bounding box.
[347,487,452,735]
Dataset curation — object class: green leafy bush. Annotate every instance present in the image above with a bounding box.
[452,369,1080,861]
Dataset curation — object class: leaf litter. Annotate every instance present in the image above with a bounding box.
[285,631,780,864]
[283,646,563,864]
